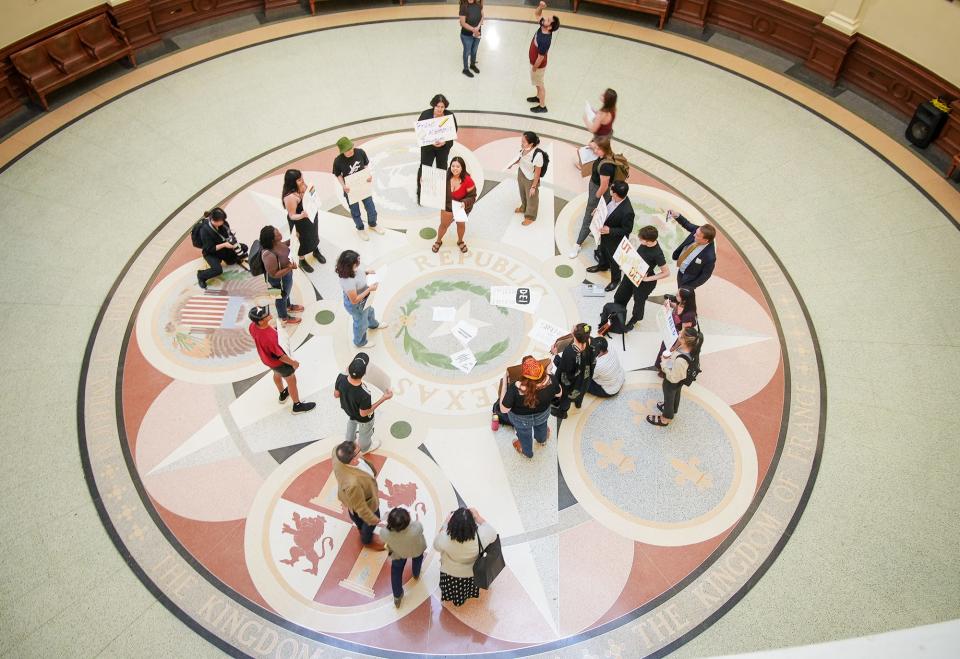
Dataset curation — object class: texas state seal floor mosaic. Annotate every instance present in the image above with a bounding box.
[79,113,823,657]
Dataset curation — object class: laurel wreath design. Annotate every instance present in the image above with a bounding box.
[394,280,510,370]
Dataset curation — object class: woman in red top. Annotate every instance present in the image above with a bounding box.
[584,88,617,138]
[432,156,477,254]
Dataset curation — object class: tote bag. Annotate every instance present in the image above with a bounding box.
[473,533,506,590]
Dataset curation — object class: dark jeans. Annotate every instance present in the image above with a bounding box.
[391,554,424,598]
[417,143,453,200]
[595,242,621,286]
[267,271,294,319]
[662,379,683,419]
[614,277,657,324]
[588,380,615,398]
[460,33,480,70]
[197,253,223,286]
[507,408,551,457]
[348,508,380,544]
[576,179,610,245]
[346,194,378,230]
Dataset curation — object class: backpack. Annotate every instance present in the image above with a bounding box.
[601,154,630,182]
[599,302,628,334]
[676,353,702,386]
[190,218,207,248]
[534,147,550,176]
[248,240,266,277]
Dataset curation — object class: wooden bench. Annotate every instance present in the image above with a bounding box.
[572,0,672,29]
[10,14,135,110]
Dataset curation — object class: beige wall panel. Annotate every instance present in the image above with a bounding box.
[2,0,105,49]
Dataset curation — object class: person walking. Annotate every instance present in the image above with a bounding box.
[585,180,635,292]
[654,287,698,374]
[588,336,624,397]
[431,156,476,254]
[333,137,381,242]
[336,250,387,348]
[568,138,615,259]
[333,352,393,454]
[611,225,671,331]
[583,88,617,138]
[647,327,704,427]
[552,322,596,418]
[526,2,559,114]
[510,131,545,226]
[669,210,717,289]
[458,0,483,77]
[259,225,303,327]
[282,169,325,273]
[196,207,242,289]
[433,507,497,607]
[380,507,427,608]
[332,440,385,549]
[417,94,457,204]
[500,356,559,458]
[247,305,315,414]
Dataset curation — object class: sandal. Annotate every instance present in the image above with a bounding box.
[656,402,664,412]
[514,206,524,214]
[431,241,442,253]
[646,415,670,427]
[457,241,468,254]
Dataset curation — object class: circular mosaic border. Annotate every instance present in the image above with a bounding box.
[79,113,824,657]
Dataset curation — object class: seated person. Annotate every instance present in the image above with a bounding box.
[588,336,623,397]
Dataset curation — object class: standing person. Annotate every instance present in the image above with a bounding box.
[510,131,544,226]
[259,225,302,327]
[552,322,596,418]
[282,169,325,273]
[431,156,477,254]
[500,356,559,458]
[526,2,560,114]
[336,250,387,348]
[333,137,381,242]
[459,0,483,78]
[647,327,704,427]
[586,180,634,291]
[568,138,615,259]
[333,352,393,454]
[197,207,241,289]
[433,507,498,607]
[247,305,315,413]
[653,287,698,374]
[611,225,671,331]
[583,88,617,138]
[380,507,427,608]
[417,94,457,204]
[669,210,717,289]
[332,440,385,549]
[588,336,624,398]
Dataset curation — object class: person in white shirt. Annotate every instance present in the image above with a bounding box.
[433,507,498,606]
[511,131,545,226]
[588,336,624,397]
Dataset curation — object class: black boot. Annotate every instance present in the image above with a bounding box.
[312,249,326,265]
[299,258,314,273]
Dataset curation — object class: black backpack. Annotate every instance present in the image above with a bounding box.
[248,241,266,277]
[600,302,628,334]
[190,218,207,248]
[676,353,702,386]
[534,148,550,176]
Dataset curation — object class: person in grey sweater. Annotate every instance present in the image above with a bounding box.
[379,507,427,608]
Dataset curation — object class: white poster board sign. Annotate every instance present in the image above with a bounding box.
[302,187,322,221]
[612,236,646,287]
[343,170,373,202]
[415,116,457,147]
[590,200,607,244]
[657,304,679,350]
[419,165,447,210]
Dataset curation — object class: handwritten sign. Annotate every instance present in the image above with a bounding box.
[419,165,446,210]
[590,200,607,245]
[657,304,680,350]
[415,115,457,147]
[612,237,646,286]
[302,187,321,221]
[343,170,373,202]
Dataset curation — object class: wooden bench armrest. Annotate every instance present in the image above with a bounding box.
[77,33,99,58]
[46,49,70,74]
[107,23,131,46]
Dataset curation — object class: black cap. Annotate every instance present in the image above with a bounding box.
[248,305,270,322]
[348,352,369,378]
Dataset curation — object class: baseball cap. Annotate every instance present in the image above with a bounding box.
[348,352,369,378]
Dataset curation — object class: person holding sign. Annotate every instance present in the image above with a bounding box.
[612,225,671,330]
[647,327,704,427]
[499,356,560,458]
[509,131,545,226]
[431,156,477,254]
[586,180,634,291]
[526,2,559,114]
[583,88,617,138]
[417,94,457,205]
[259,225,303,327]
[332,137,381,242]
[458,0,483,78]
[653,287,698,376]
[282,169,325,273]
[336,250,388,348]
[568,138,615,259]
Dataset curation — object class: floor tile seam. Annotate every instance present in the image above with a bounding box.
[91,599,162,658]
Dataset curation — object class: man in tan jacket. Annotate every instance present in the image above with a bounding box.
[332,440,384,548]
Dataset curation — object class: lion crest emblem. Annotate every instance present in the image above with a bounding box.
[279,512,335,575]
[378,479,427,517]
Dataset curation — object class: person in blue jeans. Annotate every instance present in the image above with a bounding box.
[332,137,381,242]
[458,0,483,77]
[336,250,388,347]
[258,225,302,327]
[379,507,427,609]
[500,355,560,458]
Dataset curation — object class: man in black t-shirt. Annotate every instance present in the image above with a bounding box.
[332,136,381,241]
[459,0,483,77]
[612,225,672,330]
[333,353,393,454]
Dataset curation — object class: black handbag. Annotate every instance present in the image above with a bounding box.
[473,533,505,589]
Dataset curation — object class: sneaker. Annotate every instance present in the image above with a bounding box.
[362,439,382,454]
[370,323,388,331]
[369,225,385,235]
[358,230,370,242]
[282,317,302,326]
[470,64,480,74]
[394,595,403,609]
[287,304,304,313]
[526,96,540,103]
[462,68,474,78]
[567,246,580,259]
[356,341,375,348]
[312,249,326,265]
[292,401,316,414]
[278,387,289,403]
[298,258,314,273]
[530,105,548,114]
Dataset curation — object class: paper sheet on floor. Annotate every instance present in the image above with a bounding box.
[449,348,477,374]
[528,319,567,348]
[451,320,478,345]
[432,306,456,322]
[489,286,542,314]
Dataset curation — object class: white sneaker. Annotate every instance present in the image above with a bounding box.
[568,246,580,259]
[358,230,370,241]
[362,439,382,454]
[369,225,385,235]
[370,323,389,331]
[356,341,375,348]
